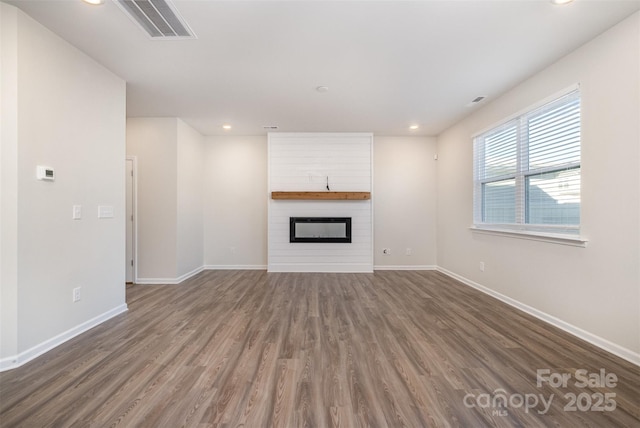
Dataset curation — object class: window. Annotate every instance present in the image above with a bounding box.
[473,88,581,237]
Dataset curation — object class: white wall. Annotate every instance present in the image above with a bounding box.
[374,136,437,269]
[200,135,440,271]
[177,119,204,276]
[1,4,127,368]
[126,118,179,280]
[203,135,268,269]
[268,133,373,272]
[126,117,204,282]
[1,3,20,362]
[436,12,640,361]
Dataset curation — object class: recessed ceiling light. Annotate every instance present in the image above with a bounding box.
[82,0,105,5]
[409,125,419,130]
[222,124,232,130]
[316,86,329,93]
[550,0,575,5]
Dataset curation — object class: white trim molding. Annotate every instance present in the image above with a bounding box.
[204,265,267,271]
[0,304,128,372]
[436,266,640,367]
[125,156,139,283]
[470,226,588,247]
[136,266,204,285]
[374,265,437,271]
[267,263,373,273]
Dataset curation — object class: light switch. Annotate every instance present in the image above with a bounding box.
[73,205,82,220]
[98,205,114,219]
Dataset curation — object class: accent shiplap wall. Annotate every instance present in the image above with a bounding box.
[268,133,373,272]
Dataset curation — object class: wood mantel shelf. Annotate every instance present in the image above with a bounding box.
[271,191,371,200]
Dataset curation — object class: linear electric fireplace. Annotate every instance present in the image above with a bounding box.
[290,217,352,243]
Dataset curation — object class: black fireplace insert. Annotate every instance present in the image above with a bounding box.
[289,217,352,243]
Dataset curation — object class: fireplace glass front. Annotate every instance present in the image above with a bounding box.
[289,217,352,243]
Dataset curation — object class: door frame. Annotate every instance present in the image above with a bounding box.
[126,156,138,283]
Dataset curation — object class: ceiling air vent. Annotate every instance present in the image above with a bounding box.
[466,96,487,108]
[115,0,195,39]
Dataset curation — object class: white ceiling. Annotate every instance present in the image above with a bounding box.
[6,0,640,136]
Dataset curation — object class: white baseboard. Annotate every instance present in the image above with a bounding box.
[136,265,204,285]
[176,266,205,282]
[374,265,437,271]
[0,304,128,372]
[267,263,373,273]
[204,265,267,270]
[436,266,640,367]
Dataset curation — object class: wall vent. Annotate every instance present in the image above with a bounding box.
[114,0,196,39]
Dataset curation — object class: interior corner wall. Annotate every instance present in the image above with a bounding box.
[1,3,20,361]
[203,135,268,269]
[177,119,204,277]
[126,118,179,281]
[126,117,205,282]
[1,4,127,368]
[436,12,640,360]
[373,136,438,269]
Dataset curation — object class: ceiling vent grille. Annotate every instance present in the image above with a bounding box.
[115,0,195,39]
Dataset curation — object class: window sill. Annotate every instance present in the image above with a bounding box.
[469,226,588,247]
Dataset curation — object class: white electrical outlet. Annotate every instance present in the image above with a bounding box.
[72,205,82,220]
[383,248,391,255]
[479,262,485,272]
[405,248,412,256]
[73,287,81,302]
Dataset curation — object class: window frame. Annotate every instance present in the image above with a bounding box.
[472,85,587,246]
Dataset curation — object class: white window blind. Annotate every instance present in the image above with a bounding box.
[473,89,581,235]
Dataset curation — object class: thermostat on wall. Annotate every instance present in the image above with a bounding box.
[36,166,55,181]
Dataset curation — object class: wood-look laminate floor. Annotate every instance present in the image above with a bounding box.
[1,270,638,427]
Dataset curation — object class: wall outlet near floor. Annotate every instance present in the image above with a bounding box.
[405,248,412,256]
[479,262,485,272]
[383,248,391,255]
[72,287,81,302]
